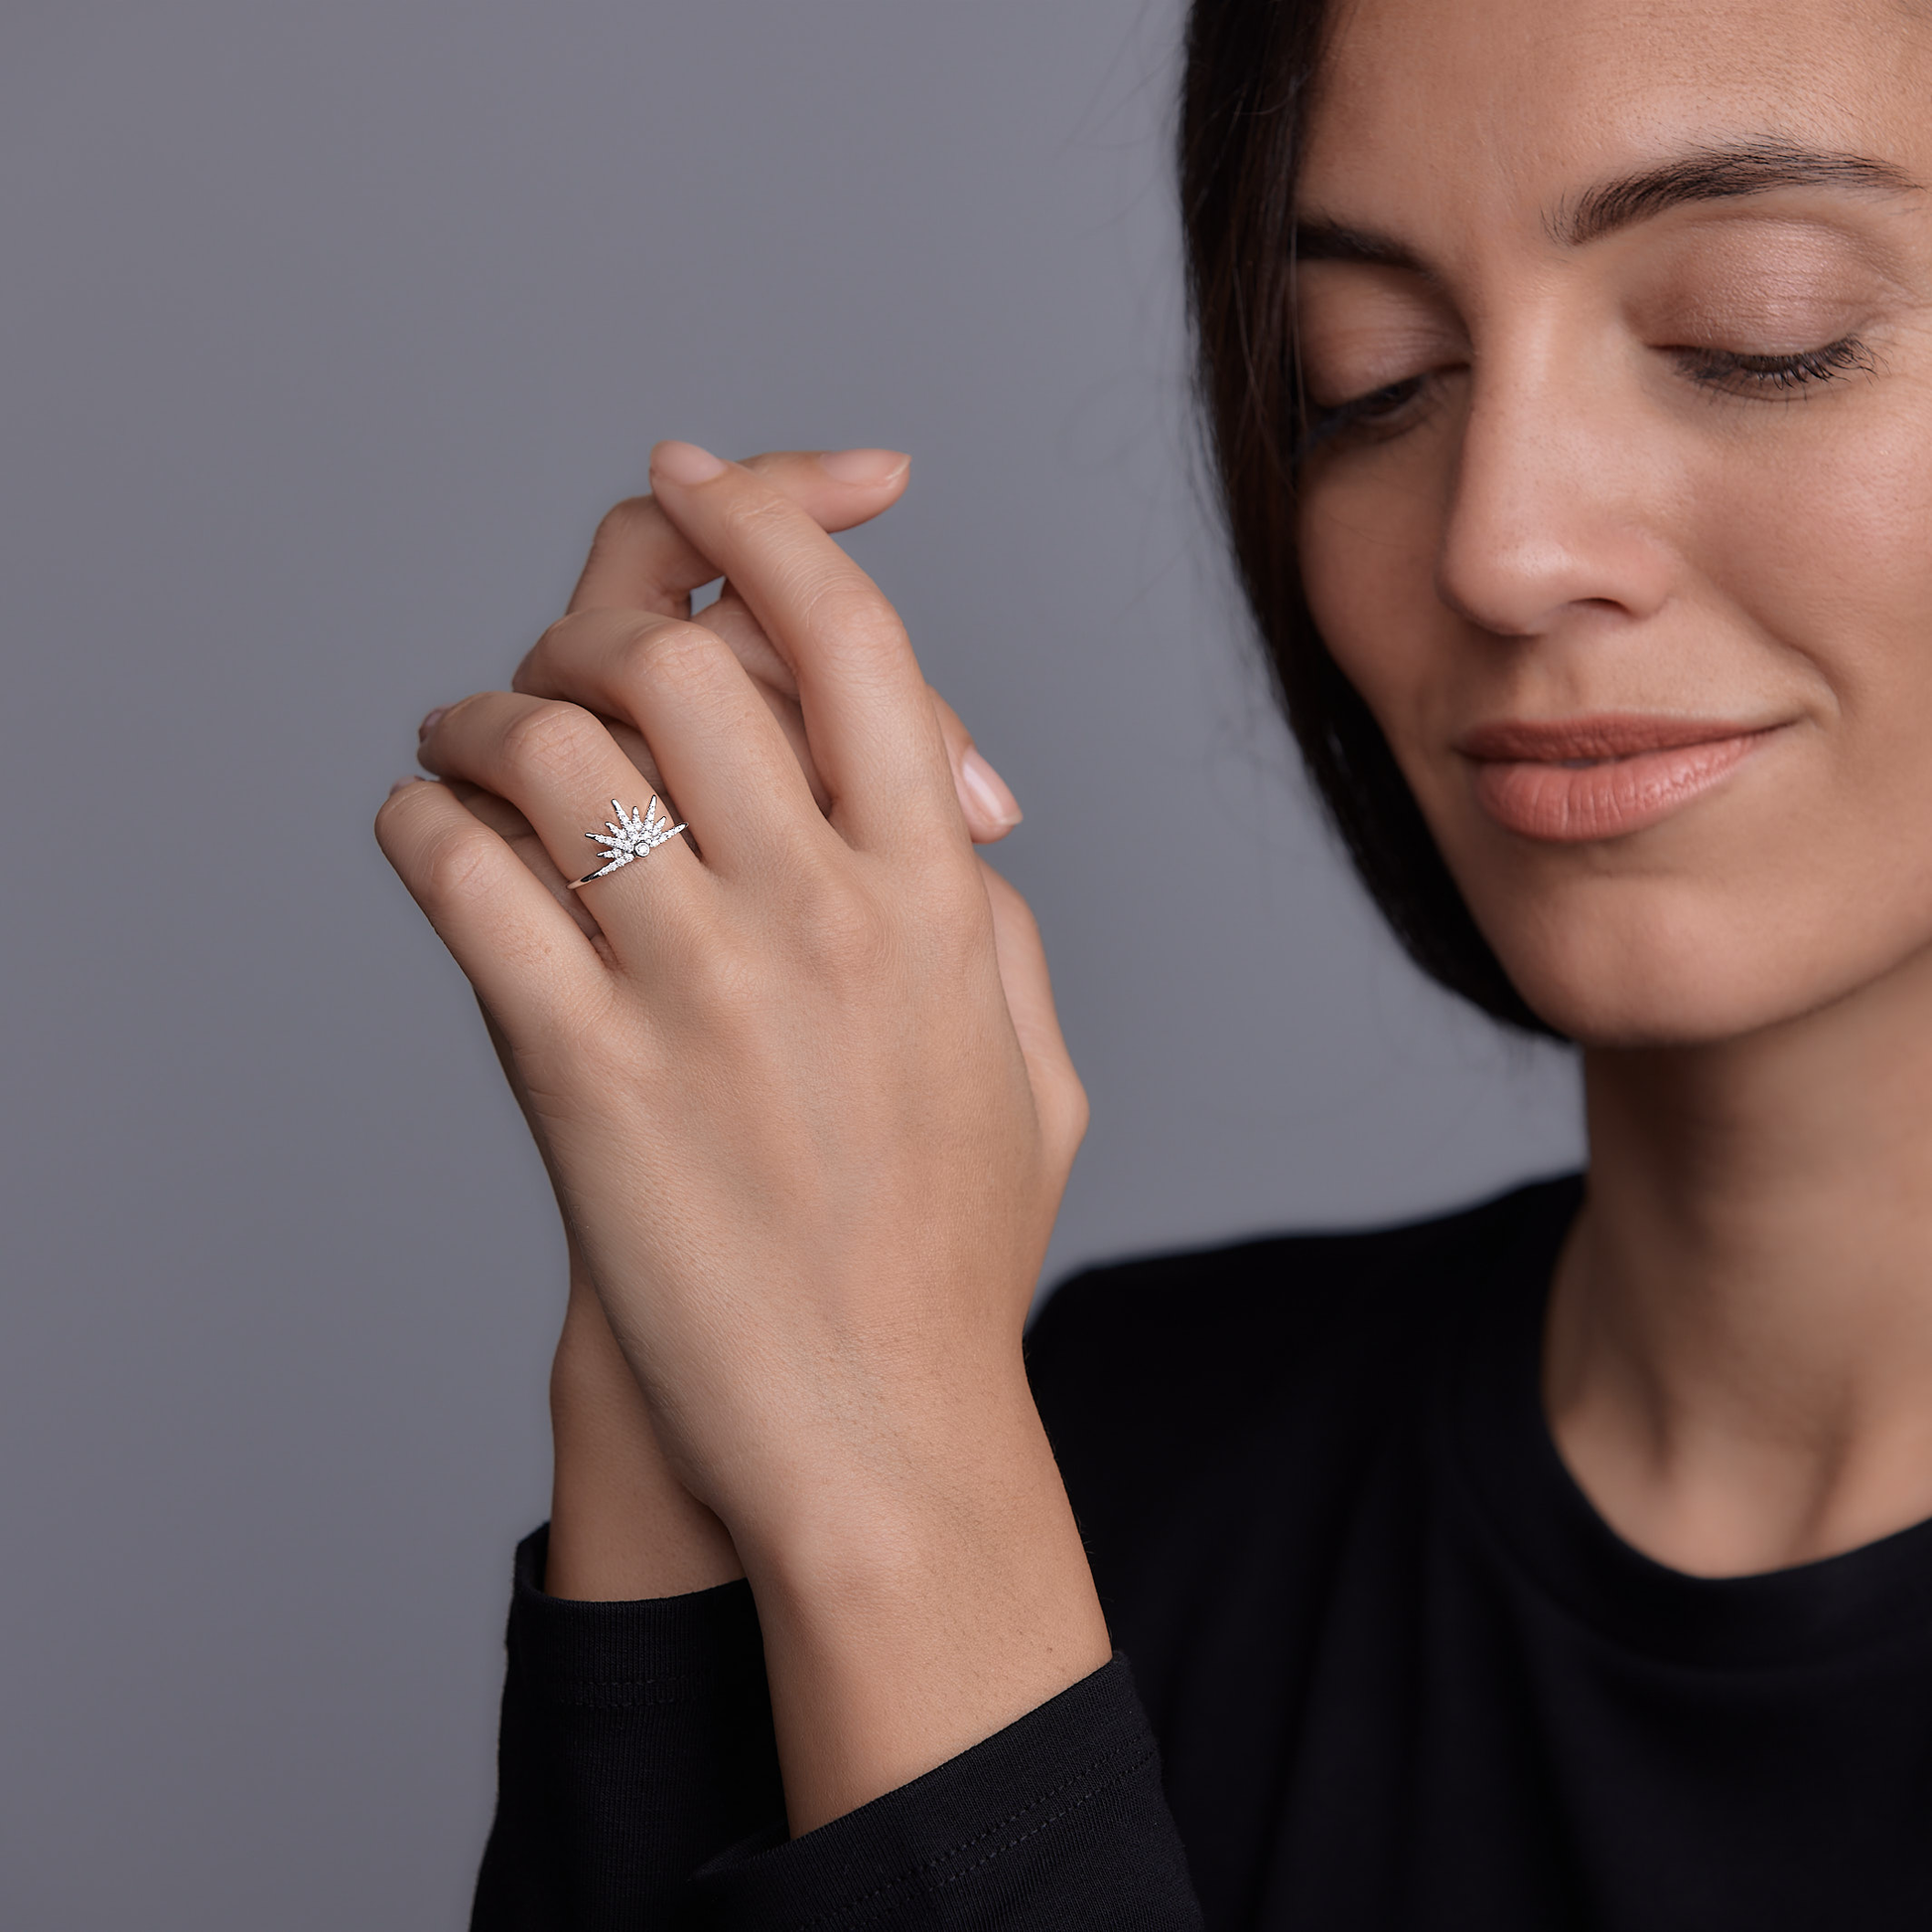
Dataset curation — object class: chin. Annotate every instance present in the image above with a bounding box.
[1503,953,1808,1052]
[1463,873,1928,1052]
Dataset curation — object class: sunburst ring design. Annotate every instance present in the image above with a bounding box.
[567,795,688,889]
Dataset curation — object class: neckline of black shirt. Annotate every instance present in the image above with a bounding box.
[1452,1173,1932,1672]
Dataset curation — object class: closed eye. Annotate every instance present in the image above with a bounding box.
[1670,336,1876,396]
[1294,330,1876,470]
[1295,372,1440,465]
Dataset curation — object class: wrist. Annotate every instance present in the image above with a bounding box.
[730,1390,1112,1833]
[545,1278,744,1599]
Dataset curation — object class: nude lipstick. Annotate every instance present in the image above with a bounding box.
[1459,716,1777,843]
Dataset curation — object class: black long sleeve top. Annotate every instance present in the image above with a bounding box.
[470,1175,1932,1928]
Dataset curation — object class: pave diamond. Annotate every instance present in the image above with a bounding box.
[570,795,687,888]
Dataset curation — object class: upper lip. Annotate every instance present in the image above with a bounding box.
[1456,714,1779,762]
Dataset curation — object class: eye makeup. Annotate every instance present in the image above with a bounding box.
[1296,375,1441,464]
[1628,211,1902,397]
[1289,207,1912,466]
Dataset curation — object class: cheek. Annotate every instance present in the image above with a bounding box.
[1297,461,1452,743]
[1694,396,1932,726]
[1671,384,1932,995]
[1297,456,1476,873]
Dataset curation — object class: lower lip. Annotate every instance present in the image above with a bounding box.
[1470,733,1770,842]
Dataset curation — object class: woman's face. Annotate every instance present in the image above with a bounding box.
[1294,0,1932,1046]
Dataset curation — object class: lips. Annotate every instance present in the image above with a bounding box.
[1458,715,1779,842]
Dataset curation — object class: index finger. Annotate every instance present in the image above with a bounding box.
[567,448,911,617]
[646,441,958,856]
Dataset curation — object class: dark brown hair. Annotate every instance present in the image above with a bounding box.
[1178,0,1556,1035]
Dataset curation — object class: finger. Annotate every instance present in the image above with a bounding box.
[523,601,1020,848]
[647,442,955,855]
[521,602,829,815]
[502,646,685,824]
[501,612,830,880]
[442,779,605,942]
[569,448,910,618]
[696,582,796,698]
[980,861,1088,1178]
[928,691,1024,845]
[685,606,1017,843]
[419,692,707,955]
[693,589,825,810]
[373,778,611,1035]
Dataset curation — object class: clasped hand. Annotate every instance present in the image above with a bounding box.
[376,444,1110,1833]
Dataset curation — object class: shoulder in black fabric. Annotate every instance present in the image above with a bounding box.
[1027,1176,1583,1558]
[1024,1175,1587,1932]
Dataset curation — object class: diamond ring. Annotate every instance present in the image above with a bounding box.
[568,796,687,889]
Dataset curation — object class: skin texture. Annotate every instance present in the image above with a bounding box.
[377,446,1109,1834]
[1295,0,1932,1572]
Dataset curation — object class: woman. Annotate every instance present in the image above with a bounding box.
[375,0,1932,1923]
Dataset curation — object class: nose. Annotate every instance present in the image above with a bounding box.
[1434,336,1677,640]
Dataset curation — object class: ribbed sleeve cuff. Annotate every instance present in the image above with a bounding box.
[682,1656,1203,1930]
[471,1527,786,1932]
[504,1525,768,1707]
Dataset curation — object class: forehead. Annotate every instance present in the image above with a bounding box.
[1299,0,1932,227]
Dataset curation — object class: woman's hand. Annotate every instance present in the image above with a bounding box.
[376,443,1109,1831]
[449,450,1028,1604]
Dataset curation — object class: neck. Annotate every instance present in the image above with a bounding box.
[1550,946,1932,1576]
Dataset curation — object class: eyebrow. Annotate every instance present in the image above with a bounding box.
[1293,137,1924,270]
[1559,137,1922,245]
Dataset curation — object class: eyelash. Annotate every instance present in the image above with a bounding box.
[1295,335,1875,464]
[1673,336,1876,393]
[1296,377,1434,462]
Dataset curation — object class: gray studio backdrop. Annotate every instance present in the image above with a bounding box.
[0,3,1581,1924]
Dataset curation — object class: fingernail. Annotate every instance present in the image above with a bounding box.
[418,706,447,741]
[960,748,1023,828]
[387,775,427,796]
[818,447,910,484]
[651,440,728,485]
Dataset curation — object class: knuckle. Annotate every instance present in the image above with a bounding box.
[801,577,904,654]
[794,874,892,977]
[621,620,725,700]
[716,488,793,549]
[680,927,762,1016]
[414,816,498,907]
[611,619,664,686]
[498,699,598,777]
